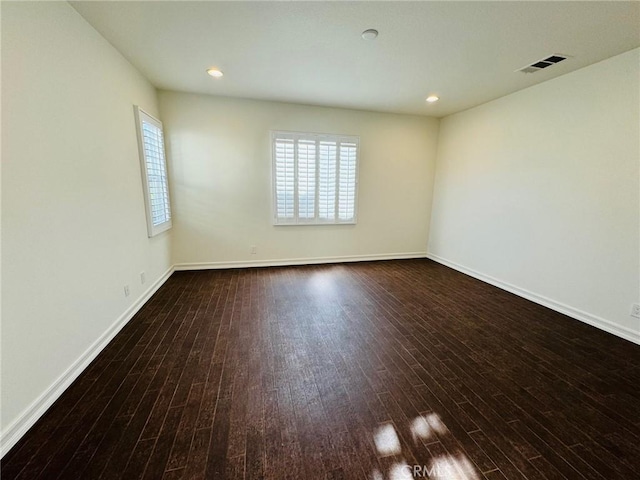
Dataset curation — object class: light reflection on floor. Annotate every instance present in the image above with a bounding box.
[374,423,402,456]
[306,270,340,297]
[409,413,447,443]
[370,414,480,480]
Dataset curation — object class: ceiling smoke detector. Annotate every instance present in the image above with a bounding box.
[361,29,378,40]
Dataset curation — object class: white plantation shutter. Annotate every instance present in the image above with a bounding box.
[318,140,337,221]
[142,122,170,225]
[338,142,357,221]
[134,106,172,237]
[274,137,295,219]
[272,132,358,225]
[297,139,316,219]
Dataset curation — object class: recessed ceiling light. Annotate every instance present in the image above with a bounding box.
[426,95,439,103]
[361,29,378,40]
[206,68,224,78]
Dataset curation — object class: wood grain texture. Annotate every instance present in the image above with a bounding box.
[3,259,639,479]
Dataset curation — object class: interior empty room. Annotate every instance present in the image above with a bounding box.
[2,1,639,479]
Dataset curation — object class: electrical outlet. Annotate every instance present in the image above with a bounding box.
[140,271,146,284]
[250,245,257,255]
[124,285,130,297]
[631,303,640,318]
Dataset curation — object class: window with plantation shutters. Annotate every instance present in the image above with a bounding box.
[272,131,359,225]
[134,106,172,237]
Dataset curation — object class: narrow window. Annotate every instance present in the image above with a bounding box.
[134,106,172,237]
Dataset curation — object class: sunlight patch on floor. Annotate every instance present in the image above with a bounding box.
[410,412,448,443]
[371,414,480,479]
[428,453,480,480]
[374,423,402,456]
[410,415,432,442]
[388,461,412,479]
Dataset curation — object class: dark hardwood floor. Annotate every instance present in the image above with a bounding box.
[2,259,640,479]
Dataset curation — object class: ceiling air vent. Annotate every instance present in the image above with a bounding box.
[517,54,568,74]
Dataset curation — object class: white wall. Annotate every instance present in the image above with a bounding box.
[429,48,640,343]
[159,92,439,267]
[1,1,172,450]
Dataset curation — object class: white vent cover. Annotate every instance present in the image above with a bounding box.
[517,54,569,74]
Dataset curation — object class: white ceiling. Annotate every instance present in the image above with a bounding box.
[71,1,640,117]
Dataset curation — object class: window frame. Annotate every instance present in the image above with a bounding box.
[271,130,359,226]
[134,106,172,237]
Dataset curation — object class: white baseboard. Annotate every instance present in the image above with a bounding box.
[0,266,175,458]
[174,252,428,271]
[426,253,640,346]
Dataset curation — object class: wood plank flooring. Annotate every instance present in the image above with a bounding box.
[2,259,639,479]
